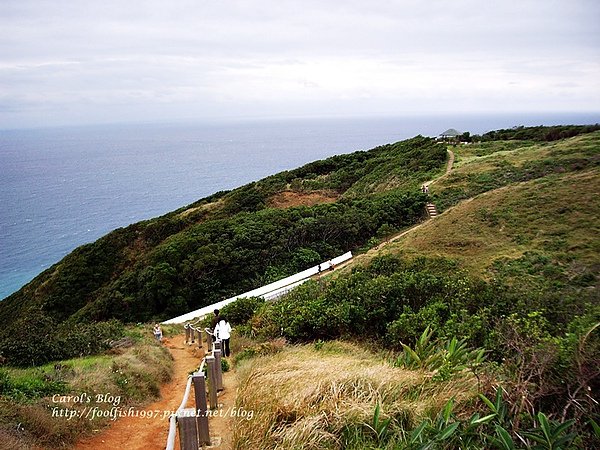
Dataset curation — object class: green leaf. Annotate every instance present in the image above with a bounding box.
[479,393,497,413]
[590,418,600,438]
[494,425,516,450]
[471,413,497,425]
[551,419,575,439]
[401,343,421,366]
[410,420,429,444]
[437,422,459,441]
[495,388,504,411]
[418,326,432,349]
[447,337,457,354]
[521,431,547,445]
[373,402,381,428]
[442,398,454,423]
[553,433,577,446]
[537,412,551,441]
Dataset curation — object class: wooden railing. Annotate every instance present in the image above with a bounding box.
[165,325,224,450]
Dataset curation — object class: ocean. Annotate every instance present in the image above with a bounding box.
[1,113,598,300]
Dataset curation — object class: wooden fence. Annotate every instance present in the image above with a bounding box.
[165,324,224,450]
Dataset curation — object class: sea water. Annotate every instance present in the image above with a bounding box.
[1,113,598,299]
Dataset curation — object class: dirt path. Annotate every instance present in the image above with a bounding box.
[424,148,455,188]
[446,148,455,174]
[208,369,239,449]
[75,335,204,450]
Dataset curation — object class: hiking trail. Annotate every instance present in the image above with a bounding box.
[75,334,237,450]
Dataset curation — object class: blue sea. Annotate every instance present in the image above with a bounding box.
[1,113,599,300]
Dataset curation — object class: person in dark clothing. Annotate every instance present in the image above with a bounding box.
[209,309,220,346]
[210,309,220,329]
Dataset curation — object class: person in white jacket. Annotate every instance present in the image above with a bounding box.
[214,317,232,357]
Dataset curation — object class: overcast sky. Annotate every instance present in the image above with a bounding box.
[1,0,599,128]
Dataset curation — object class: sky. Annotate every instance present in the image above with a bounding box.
[1,0,599,129]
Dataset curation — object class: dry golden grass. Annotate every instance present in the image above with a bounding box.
[231,342,479,449]
[1,328,174,449]
[385,168,600,278]
[67,342,172,403]
[0,426,32,450]
[177,198,224,218]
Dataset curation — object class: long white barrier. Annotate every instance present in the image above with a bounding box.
[163,252,352,324]
[261,279,310,301]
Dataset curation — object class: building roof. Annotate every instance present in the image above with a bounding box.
[440,128,461,137]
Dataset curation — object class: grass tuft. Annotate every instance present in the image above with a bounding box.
[232,342,479,449]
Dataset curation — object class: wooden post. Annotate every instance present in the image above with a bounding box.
[214,340,221,353]
[192,374,210,446]
[190,327,195,344]
[205,355,218,409]
[206,330,213,351]
[177,408,199,450]
[185,325,191,344]
[214,349,223,391]
[196,328,202,348]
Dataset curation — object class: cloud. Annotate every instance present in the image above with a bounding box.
[1,0,599,127]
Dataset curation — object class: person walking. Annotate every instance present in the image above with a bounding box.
[214,316,232,357]
[209,309,220,346]
[153,324,163,342]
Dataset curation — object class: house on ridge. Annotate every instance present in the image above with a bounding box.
[438,128,461,140]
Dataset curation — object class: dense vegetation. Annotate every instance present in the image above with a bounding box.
[1,124,598,448]
[0,135,445,366]
[247,253,598,429]
[223,128,599,448]
[474,123,600,142]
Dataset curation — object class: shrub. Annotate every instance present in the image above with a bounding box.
[220,297,265,326]
[232,338,286,365]
[394,327,486,381]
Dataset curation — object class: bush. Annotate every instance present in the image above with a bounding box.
[393,327,486,381]
[232,338,286,365]
[0,317,125,367]
[220,297,265,326]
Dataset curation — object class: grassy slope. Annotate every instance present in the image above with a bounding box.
[395,169,598,277]
[235,132,600,448]
[341,132,600,291]
[233,341,480,450]
[0,324,174,449]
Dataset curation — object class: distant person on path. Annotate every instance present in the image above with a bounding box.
[214,316,232,357]
[153,324,163,342]
[421,184,426,194]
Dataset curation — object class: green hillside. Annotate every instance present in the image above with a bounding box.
[350,131,600,302]
[223,129,600,448]
[0,136,446,366]
[1,124,599,448]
